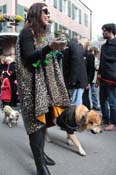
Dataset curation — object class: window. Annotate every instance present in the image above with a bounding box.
[72,4,78,21]
[0,4,7,13]
[3,4,7,13]
[0,6,2,13]
[59,0,62,12]
[0,4,7,32]
[54,22,58,32]
[72,31,77,39]
[62,0,68,15]
[84,13,88,27]
[68,30,72,39]
[72,31,74,38]
[79,9,82,24]
[59,24,63,30]
[46,0,53,5]
[68,0,71,17]
[17,4,25,32]
[50,22,54,35]
[53,0,57,8]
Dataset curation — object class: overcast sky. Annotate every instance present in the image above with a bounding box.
[82,0,116,39]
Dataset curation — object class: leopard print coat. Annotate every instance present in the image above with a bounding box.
[15,29,70,135]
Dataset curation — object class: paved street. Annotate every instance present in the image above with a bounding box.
[0,108,116,175]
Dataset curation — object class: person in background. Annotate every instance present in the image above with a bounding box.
[0,56,8,107]
[0,56,6,76]
[97,23,116,131]
[83,47,100,110]
[0,56,5,91]
[15,2,70,175]
[82,47,94,109]
[4,56,19,107]
[62,35,88,105]
[0,56,8,81]
[91,49,100,110]
[0,72,11,107]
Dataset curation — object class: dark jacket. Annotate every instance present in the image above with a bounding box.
[57,106,79,134]
[8,62,18,106]
[99,37,116,81]
[62,41,88,89]
[85,53,95,84]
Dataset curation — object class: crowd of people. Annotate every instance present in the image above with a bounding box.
[0,2,116,175]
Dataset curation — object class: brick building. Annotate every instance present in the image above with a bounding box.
[0,0,92,55]
[0,0,92,39]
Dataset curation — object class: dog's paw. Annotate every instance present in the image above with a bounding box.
[8,123,12,128]
[78,147,86,156]
[67,138,74,146]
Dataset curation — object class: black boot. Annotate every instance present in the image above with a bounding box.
[30,142,51,175]
[44,152,56,166]
[29,127,51,175]
[43,126,55,166]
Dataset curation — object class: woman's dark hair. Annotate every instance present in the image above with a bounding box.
[25,3,48,37]
[102,23,116,35]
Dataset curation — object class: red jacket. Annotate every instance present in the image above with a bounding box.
[0,78,12,102]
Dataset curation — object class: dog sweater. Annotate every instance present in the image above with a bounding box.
[57,106,79,134]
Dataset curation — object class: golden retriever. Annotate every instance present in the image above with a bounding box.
[56,104,102,156]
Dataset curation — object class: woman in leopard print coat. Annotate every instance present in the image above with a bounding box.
[16,2,70,175]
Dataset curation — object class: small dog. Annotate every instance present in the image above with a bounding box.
[56,104,102,156]
[3,105,20,128]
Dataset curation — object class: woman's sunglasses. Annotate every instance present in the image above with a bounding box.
[42,8,50,15]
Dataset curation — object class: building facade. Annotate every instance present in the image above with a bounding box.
[0,0,92,40]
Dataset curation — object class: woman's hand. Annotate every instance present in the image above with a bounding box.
[49,38,67,51]
[96,74,101,87]
[85,84,90,90]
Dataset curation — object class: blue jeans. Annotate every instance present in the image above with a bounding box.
[91,83,99,108]
[71,88,84,106]
[100,81,116,124]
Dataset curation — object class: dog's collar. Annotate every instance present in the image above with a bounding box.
[79,110,90,126]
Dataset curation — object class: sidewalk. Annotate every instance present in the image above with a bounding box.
[0,108,116,175]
